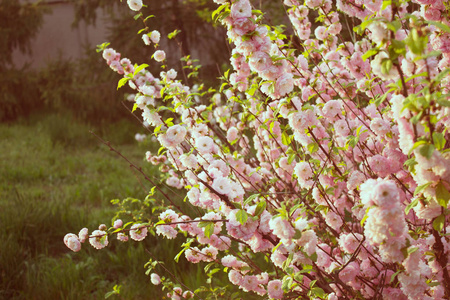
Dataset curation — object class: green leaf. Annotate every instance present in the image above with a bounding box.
[143,15,155,22]
[269,121,275,134]
[419,144,435,159]
[117,78,129,90]
[134,63,149,75]
[382,0,391,10]
[381,58,393,75]
[373,93,388,106]
[391,39,406,55]
[310,287,326,298]
[437,99,450,107]
[361,206,375,227]
[427,281,440,287]
[223,69,230,80]
[405,71,428,83]
[408,246,419,254]
[434,69,450,84]
[362,49,378,61]
[105,291,116,299]
[244,194,259,205]
[254,201,266,217]
[236,209,248,225]
[282,132,291,146]
[410,111,423,125]
[282,253,294,271]
[282,276,293,291]
[410,140,427,154]
[388,20,402,32]
[272,241,282,253]
[346,136,359,148]
[174,247,188,263]
[168,29,181,39]
[433,132,445,150]
[436,181,450,208]
[390,270,402,283]
[132,103,138,113]
[404,197,419,215]
[307,142,319,154]
[212,3,227,22]
[204,222,214,238]
[247,84,258,96]
[406,28,427,55]
[433,215,445,232]
[414,182,432,196]
[427,20,450,33]
[287,153,296,165]
[96,42,110,53]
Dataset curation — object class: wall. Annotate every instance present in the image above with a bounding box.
[13,2,109,69]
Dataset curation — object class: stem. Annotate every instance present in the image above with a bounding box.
[145,248,204,300]
[90,130,185,214]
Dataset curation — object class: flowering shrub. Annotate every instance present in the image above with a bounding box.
[65,0,450,298]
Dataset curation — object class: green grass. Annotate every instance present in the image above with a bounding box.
[0,114,203,300]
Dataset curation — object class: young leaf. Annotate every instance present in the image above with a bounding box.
[405,197,419,215]
[436,181,450,208]
[168,29,181,39]
[433,214,445,232]
[414,182,432,196]
[390,270,402,283]
[254,201,266,217]
[204,222,215,238]
[236,209,248,225]
[117,78,129,90]
[432,132,445,150]
[419,144,435,159]
[134,63,149,75]
[362,48,378,61]
[244,194,260,205]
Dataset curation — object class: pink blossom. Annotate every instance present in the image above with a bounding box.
[275,73,294,97]
[117,233,128,242]
[314,26,328,40]
[89,230,108,250]
[156,225,177,239]
[142,34,150,45]
[230,0,252,19]
[267,280,283,299]
[269,216,295,242]
[158,125,186,148]
[64,233,81,252]
[249,51,272,73]
[338,233,363,254]
[195,136,214,154]
[228,269,243,285]
[154,50,166,62]
[113,219,123,229]
[322,100,343,118]
[127,0,142,11]
[130,224,148,241]
[150,30,161,44]
[150,273,161,285]
[78,228,88,243]
[339,261,359,283]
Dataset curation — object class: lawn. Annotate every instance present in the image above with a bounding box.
[0,114,201,299]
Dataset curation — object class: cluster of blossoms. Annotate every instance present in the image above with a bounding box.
[66,0,450,299]
[64,225,107,251]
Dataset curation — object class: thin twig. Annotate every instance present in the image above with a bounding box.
[90,130,185,214]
